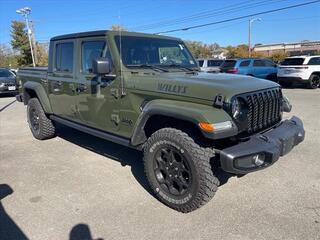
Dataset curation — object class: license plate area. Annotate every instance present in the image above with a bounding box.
[8,86,16,91]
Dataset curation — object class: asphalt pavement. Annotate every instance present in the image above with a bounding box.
[0,88,319,240]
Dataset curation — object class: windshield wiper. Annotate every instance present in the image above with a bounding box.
[126,64,169,72]
[166,64,199,72]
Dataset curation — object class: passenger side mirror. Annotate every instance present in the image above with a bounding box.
[92,57,111,75]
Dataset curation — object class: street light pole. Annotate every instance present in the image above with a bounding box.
[248,18,262,57]
[16,7,36,67]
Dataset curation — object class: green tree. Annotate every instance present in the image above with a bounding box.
[0,44,18,68]
[110,24,127,31]
[36,43,48,66]
[10,20,32,66]
[269,51,288,63]
[184,41,220,59]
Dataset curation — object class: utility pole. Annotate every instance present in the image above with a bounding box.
[29,21,38,64]
[248,18,262,57]
[16,7,36,67]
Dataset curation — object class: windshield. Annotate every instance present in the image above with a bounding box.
[115,36,197,68]
[281,58,305,66]
[0,69,15,78]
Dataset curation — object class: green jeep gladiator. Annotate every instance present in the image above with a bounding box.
[16,30,305,213]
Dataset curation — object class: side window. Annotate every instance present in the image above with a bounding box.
[239,60,250,67]
[198,60,204,67]
[253,60,265,67]
[55,42,74,72]
[264,60,275,67]
[82,41,106,73]
[308,57,320,65]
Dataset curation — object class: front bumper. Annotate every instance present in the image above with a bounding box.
[220,116,305,174]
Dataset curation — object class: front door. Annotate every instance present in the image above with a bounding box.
[48,40,77,120]
[74,38,120,133]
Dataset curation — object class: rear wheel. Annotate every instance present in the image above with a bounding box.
[143,128,219,213]
[27,98,56,140]
[308,74,320,89]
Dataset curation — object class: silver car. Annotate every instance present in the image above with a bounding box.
[197,58,224,73]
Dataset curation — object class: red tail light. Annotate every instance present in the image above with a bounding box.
[228,68,238,74]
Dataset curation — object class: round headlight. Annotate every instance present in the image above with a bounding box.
[231,98,241,118]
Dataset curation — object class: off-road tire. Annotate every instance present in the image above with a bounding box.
[27,98,56,140]
[143,128,219,213]
[308,74,320,89]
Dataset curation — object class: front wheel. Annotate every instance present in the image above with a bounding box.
[143,128,219,213]
[27,98,56,140]
[308,74,320,89]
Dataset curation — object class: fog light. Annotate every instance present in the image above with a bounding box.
[252,154,265,166]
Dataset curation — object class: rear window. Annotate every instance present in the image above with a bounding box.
[198,60,204,67]
[55,42,74,72]
[281,58,305,66]
[221,60,236,68]
[208,60,223,67]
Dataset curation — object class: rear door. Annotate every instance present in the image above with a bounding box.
[48,40,77,120]
[252,59,268,78]
[238,59,251,75]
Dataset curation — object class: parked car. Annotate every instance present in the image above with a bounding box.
[197,58,224,73]
[0,68,18,95]
[220,58,278,81]
[277,55,320,89]
[16,30,304,213]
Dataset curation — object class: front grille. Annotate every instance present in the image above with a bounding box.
[244,88,282,134]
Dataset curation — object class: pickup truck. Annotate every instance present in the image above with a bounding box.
[16,30,305,213]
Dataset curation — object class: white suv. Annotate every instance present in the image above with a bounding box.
[197,58,224,73]
[277,55,320,89]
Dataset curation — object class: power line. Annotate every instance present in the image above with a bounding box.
[155,0,320,34]
[131,0,254,30]
[134,0,286,31]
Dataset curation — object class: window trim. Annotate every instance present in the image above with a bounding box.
[53,40,75,74]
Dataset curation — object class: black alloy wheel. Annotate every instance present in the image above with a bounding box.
[154,146,192,196]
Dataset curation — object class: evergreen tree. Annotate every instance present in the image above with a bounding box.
[11,20,32,66]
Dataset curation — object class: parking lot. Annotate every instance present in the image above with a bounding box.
[0,88,319,240]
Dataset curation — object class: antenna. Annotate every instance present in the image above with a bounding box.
[118,12,126,96]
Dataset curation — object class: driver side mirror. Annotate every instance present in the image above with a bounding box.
[92,57,112,75]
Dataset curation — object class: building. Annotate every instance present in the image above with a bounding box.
[253,40,320,56]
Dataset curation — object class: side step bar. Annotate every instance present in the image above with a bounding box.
[50,115,138,149]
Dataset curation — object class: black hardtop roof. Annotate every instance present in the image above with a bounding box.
[50,30,181,42]
[50,30,109,41]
